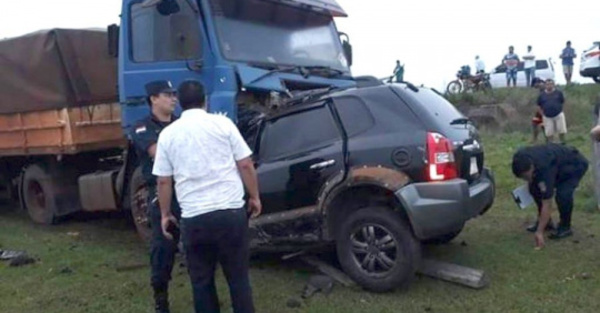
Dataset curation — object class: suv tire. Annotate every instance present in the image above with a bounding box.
[336,206,421,292]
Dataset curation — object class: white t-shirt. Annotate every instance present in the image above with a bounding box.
[152,109,253,218]
[475,59,485,72]
[523,50,536,69]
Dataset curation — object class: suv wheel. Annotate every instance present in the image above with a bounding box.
[336,207,421,292]
[594,76,600,84]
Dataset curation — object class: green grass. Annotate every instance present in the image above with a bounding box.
[2,85,600,313]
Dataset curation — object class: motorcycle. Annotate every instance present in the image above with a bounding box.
[446,68,491,94]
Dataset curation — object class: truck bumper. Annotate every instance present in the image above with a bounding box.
[396,168,495,241]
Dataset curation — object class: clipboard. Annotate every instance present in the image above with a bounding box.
[512,184,534,210]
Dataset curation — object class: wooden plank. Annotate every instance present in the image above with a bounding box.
[301,255,356,287]
[418,259,489,289]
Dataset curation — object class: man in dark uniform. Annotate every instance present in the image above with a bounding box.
[512,144,588,249]
[130,80,181,313]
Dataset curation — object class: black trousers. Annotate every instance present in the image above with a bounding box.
[181,208,254,313]
[534,159,588,229]
[149,196,181,289]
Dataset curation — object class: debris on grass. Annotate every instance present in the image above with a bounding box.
[302,275,334,299]
[59,267,73,274]
[286,297,302,308]
[0,250,26,261]
[8,254,36,267]
[115,262,147,272]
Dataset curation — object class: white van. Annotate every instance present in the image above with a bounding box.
[489,59,555,88]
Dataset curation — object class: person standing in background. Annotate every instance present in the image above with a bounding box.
[393,60,404,82]
[560,41,577,85]
[502,46,520,87]
[589,94,600,211]
[523,45,536,87]
[538,79,567,143]
[475,55,486,74]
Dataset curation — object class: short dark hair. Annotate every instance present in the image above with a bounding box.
[545,78,555,83]
[178,80,206,110]
[527,45,532,50]
[509,45,514,49]
[567,41,571,45]
[512,154,533,177]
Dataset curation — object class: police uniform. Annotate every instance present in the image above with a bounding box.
[515,144,588,233]
[129,81,180,313]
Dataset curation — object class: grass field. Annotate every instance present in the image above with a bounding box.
[2,85,600,313]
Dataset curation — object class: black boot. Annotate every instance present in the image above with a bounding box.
[526,220,556,233]
[549,226,573,240]
[153,286,170,313]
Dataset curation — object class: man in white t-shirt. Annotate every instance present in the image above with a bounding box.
[475,55,485,74]
[153,80,261,313]
[523,45,536,87]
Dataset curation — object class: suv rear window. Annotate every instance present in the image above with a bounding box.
[536,60,548,70]
[399,88,469,139]
[334,97,375,137]
[259,106,341,160]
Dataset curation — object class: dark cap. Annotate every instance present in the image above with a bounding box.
[145,80,176,96]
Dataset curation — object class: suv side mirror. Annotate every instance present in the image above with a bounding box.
[107,24,119,58]
[339,32,353,67]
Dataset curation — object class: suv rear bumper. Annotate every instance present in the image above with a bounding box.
[580,66,600,78]
[396,168,495,241]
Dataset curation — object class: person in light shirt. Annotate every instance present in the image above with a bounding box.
[475,55,485,74]
[153,80,261,313]
[523,45,536,87]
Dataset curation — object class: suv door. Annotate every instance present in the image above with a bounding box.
[255,104,345,214]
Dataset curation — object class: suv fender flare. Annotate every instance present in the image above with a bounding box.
[318,166,411,240]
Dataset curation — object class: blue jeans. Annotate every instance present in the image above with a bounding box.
[525,67,536,87]
[506,68,518,85]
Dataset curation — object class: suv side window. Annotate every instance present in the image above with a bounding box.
[259,105,341,160]
[131,0,202,62]
[536,60,549,70]
[334,97,375,137]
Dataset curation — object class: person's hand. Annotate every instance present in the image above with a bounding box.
[247,197,262,219]
[161,214,178,240]
[534,231,545,250]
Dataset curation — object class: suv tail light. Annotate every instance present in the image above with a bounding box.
[426,132,458,181]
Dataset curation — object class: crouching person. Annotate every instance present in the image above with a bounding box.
[512,144,588,248]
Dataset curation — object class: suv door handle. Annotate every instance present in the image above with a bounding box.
[310,159,336,170]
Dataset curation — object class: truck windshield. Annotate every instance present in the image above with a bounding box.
[209,0,349,73]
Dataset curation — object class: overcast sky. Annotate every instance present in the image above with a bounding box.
[1,0,598,90]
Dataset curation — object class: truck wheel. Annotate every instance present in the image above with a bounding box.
[424,225,464,245]
[22,164,58,224]
[130,166,151,243]
[594,76,600,84]
[336,207,421,292]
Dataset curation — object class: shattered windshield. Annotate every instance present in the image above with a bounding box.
[209,0,349,72]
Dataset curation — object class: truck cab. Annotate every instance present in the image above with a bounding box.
[117,0,356,132]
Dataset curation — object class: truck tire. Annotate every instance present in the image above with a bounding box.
[336,207,421,292]
[22,164,58,224]
[130,166,151,243]
[424,225,464,245]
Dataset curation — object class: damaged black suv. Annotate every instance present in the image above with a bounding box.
[245,82,495,292]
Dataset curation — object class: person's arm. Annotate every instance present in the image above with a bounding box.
[148,144,157,159]
[228,119,261,218]
[237,157,261,218]
[152,135,177,239]
[533,167,557,248]
[535,198,553,248]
